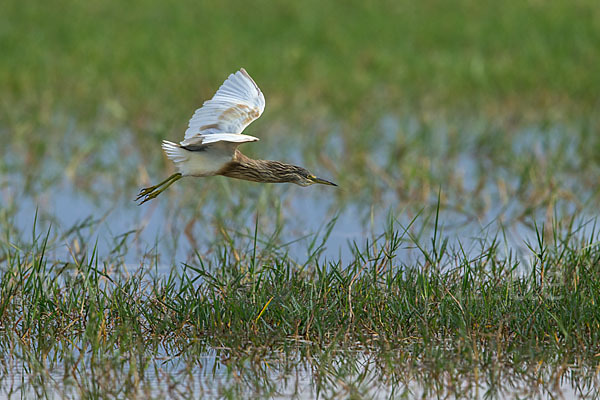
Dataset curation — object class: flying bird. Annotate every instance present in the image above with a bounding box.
[136,68,336,205]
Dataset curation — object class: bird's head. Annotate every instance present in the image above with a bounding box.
[292,167,337,187]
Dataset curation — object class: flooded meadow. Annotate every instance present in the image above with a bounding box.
[2,0,600,398]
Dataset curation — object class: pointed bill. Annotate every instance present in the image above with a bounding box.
[310,176,337,186]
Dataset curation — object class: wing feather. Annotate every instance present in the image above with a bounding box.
[183,68,266,141]
[182,133,259,146]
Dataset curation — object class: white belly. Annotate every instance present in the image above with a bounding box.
[162,139,244,177]
[178,149,233,177]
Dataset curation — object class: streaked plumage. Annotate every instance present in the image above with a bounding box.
[137,68,336,205]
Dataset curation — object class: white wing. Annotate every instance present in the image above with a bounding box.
[182,68,266,144]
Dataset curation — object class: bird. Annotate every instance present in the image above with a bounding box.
[136,68,337,205]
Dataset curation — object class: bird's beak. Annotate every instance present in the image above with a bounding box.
[310,176,337,186]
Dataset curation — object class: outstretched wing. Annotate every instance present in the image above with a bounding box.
[183,68,266,143]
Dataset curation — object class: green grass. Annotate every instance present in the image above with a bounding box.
[1,212,599,397]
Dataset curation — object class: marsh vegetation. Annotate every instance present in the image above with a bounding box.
[1,0,600,398]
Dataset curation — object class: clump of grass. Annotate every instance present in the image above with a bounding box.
[1,212,599,397]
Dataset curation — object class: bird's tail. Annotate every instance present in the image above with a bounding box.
[161,140,188,171]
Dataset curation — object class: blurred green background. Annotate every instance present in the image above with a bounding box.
[1,0,599,232]
[2,0,599,128]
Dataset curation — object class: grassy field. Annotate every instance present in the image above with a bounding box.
[1,0,600,398]
[2,213,600,397]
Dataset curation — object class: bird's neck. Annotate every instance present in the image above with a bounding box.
[219,150,297,183]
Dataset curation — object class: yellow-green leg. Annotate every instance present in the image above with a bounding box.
[136,173,182,205]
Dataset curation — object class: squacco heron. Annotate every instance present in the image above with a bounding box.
[136,68,336,205]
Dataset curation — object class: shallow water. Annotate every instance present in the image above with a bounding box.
[0,119,561,252]
[2,115,600,398]
[1,346,597,399]
[3,163,546,272]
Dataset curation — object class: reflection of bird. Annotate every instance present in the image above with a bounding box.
[137,68,336,205]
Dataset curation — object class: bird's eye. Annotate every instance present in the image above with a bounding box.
[308,174,316,180]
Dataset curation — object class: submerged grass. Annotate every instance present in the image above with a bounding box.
[1,211,599,397]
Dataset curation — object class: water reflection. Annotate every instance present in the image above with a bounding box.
[2,345,597,399]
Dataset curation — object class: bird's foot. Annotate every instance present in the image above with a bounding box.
[136,187,161,205]
[137,193,158,205]
[136,173,182,205]
[136,184,161,202]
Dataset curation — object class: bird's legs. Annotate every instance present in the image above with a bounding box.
[136,173,182,205]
